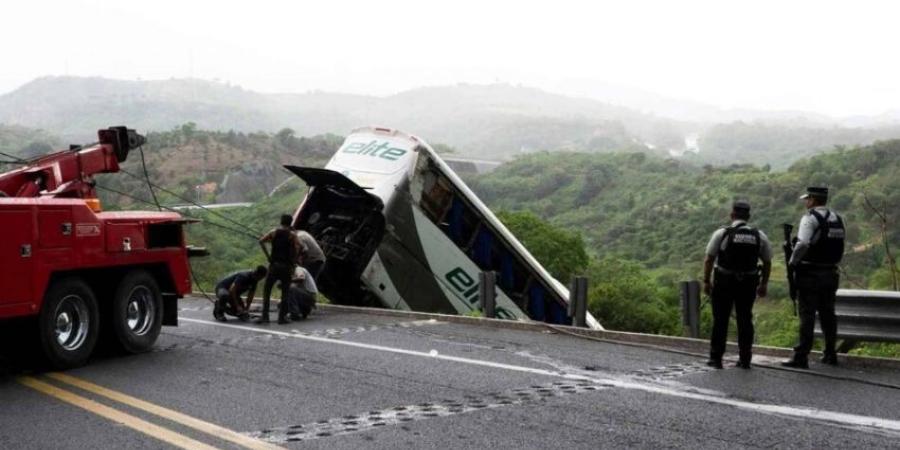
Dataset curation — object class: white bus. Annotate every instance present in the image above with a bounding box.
[287,127,602,329]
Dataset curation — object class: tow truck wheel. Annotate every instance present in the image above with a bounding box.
[111,270,163,354]
[38,278,100,369]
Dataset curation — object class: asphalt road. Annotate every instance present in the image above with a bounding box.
[2,296,900,449]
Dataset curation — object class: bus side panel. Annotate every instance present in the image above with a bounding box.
[410,207,525,319]
[371,185,464,315]
[360,253,411,310]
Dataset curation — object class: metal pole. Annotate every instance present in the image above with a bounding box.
[479,271,496,318]
[570,276,588,328]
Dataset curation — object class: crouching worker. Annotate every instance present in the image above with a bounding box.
[214,265,268,322]
[287,266,318,321]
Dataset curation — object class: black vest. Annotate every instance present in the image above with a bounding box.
[803,209,845,266]
[270,228,296,265]
[717,224,761,272]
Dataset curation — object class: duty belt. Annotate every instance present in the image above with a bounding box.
[714,266,759,276]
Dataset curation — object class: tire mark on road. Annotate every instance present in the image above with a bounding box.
[246,380,609,443]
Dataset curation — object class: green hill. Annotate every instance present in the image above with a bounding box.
[469,140,900,290]
[94,125,339,205]
[5,77,900,169]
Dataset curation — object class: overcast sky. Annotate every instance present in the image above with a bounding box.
[2,0,898,116]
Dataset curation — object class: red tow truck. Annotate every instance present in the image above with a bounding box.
[0,127,198,369]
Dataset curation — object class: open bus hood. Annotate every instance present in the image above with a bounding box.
[284,166,366,193]
[284,165,384,210]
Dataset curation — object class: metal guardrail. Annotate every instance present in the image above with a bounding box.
[818,289,900,352]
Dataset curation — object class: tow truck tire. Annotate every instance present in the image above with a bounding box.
[111,270,163,354]
[38,278,100,369]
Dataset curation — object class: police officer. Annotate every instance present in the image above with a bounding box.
[782,187,846,368]
[703,200,772,369]
[258,214,300,325]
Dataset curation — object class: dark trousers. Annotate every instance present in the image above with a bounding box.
[710,272,758,362]
[794,268,839,356]
[261,262,293,319]
[215,288,246,317]
[287,284,316,318]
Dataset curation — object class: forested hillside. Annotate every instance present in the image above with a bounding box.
[0,124,59,162]
[4,77,900,169]
[0,77,684,158]
[470,141,900,287]
[90,125,339,205]
[467,141,899,356]
[689,122,900,169]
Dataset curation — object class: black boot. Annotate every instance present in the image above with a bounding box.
[781,354,808,369]
[733,359,751,369]
[706,358,723,369]
[821,353,838,366]
[255,315,270,325]
[736,352,752,369]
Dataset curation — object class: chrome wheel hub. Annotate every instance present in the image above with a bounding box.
[54,295,89,351]
[126,286,155,336]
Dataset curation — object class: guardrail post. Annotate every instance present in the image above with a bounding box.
[569,276,588,328]
[479,271,497,318]
[679,280,701,338]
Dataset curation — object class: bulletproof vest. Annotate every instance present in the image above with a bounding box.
[270,228,296,265]
[803,209,845,265]
[717,224,761,272]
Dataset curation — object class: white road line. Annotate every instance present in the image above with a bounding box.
[180,317,900,437]
[181,318,565,378]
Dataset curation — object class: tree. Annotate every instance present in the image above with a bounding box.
[276,128,295,147]
[586,257,680,334]
[496,210,588,283]
[180,122,197,141]
[862,191,899,290]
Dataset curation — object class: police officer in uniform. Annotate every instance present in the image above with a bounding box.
[783,187,846,368]
[703,200,772,369]
[258,214,300,325]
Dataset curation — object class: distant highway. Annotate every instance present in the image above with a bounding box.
[2,297,899,449]
[170,202,254,210]
[442,156,505,174]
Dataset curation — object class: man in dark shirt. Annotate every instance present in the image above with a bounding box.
[214,265,267,322]
[258,214,300,324]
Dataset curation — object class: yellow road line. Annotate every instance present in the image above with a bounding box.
[46,372,284,450]
[17,376,218,450]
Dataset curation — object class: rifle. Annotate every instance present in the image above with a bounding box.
[782,223,798,316]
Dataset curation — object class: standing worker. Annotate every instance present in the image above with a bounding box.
[258,214,300,325]
[703,200,772,369]
[782,187,846,368]
[294,229,326,280]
